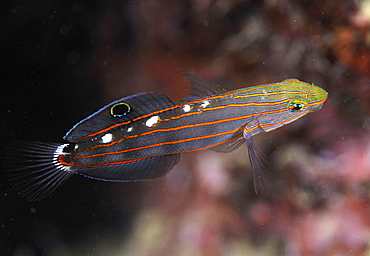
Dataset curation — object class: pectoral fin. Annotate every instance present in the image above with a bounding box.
[210,129,245,153]
[243,121,270,194]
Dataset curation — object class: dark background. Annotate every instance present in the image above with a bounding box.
[1,0,369,255]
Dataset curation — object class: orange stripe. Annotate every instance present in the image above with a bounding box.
[234,91,323,99]
[76,126,245,159]
[180,133,244,154]
[86,105,294,151]
[63,129,244,168]
[76,105,179,141]
[260,112,306,129]
[243,124,259,134]
[308,99,327,107]
[76,81,320,141]
[158,98,291,124]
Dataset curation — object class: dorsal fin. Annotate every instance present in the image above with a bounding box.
[64,92,175,142]
[182,73,228,102]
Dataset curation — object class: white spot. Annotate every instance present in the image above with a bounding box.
[261,96,265,100]
[182,104,191,112]
[55,144,72,156]
[53,144,77,172]
[146,115,159,127]
[262,89,267,94]
[127,127,133,132]
[101,133,113,143]
[201,100,210,108]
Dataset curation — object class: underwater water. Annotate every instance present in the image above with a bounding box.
[1,1,370,255]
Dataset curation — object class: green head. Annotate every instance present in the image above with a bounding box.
[280,79,328,113]
[236,78,328,133]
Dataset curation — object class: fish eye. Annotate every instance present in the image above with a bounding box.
[290,103,303,111]
[110,102,131,117]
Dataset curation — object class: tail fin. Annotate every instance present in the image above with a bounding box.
[3,142,76,201]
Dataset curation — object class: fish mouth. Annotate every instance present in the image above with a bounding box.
[310,91,328,112]
[312,103,323,112]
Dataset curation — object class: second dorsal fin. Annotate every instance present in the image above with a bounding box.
[64,92,175,143]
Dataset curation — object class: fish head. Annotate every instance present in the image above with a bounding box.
[283,79,328,113]
[250,79,328,133]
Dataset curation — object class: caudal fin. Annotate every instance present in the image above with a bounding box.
[3,142,76,201]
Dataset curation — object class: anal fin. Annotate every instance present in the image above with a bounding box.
[78,154,180,181]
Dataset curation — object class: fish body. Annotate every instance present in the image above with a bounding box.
[3,74,328,201]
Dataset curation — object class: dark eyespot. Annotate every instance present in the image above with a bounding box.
[63,143,77,153]
[290,103,303,111]
[110,102,131,117]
